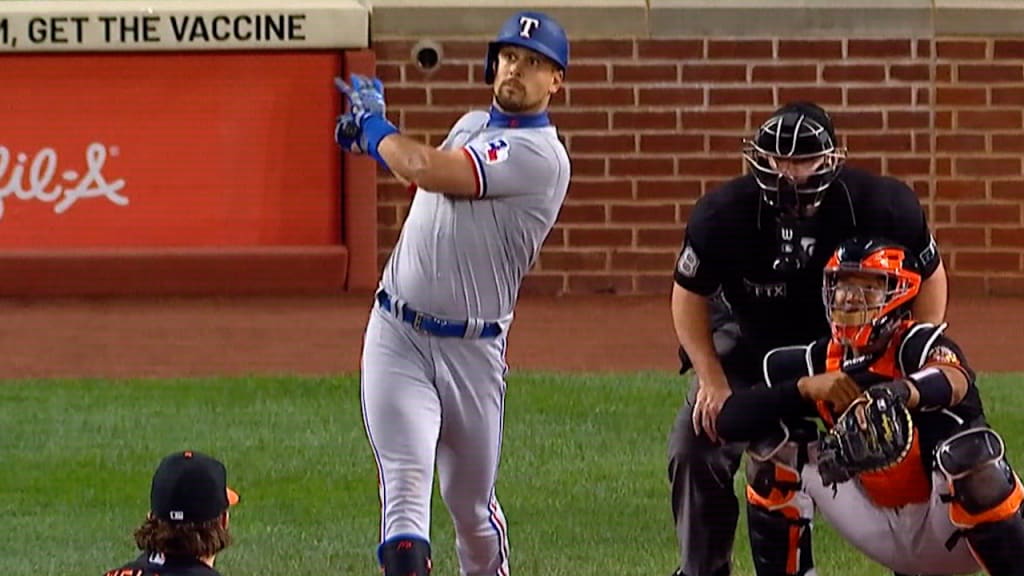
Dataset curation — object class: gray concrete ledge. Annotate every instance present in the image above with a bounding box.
[369,0,648,39]
[370,0,1024,39]
[935,1,1024,36]
[13,0,1024,51]
[649,1,933,39]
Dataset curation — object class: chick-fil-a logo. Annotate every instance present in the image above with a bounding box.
[0,143,128,221]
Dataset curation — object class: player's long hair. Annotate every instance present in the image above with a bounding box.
[133,514,232,559]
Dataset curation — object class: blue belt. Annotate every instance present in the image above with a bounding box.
[376,289,502,339]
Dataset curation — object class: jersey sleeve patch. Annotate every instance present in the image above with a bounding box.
[676,244,700,278]
[926,345,961,366]
[483,138,510,164]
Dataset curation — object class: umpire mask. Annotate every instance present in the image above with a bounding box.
[743,102,847,218]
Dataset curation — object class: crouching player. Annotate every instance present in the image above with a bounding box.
[715,236,1024,576]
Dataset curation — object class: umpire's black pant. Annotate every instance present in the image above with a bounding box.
[667,301,762,576]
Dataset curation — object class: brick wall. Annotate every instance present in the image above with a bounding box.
[372,37,1024,297]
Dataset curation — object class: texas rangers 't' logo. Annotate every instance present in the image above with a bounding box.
[519,16,540,38]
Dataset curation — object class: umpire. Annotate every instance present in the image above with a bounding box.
[666,101,948,576]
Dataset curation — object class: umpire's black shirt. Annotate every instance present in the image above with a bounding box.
[673,167,941,363]
[104,553,222,576]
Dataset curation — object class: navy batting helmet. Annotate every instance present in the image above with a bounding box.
[484,11,569,85]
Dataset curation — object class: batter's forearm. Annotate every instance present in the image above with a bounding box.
[377,134,430,181]
[671,283,728,389]
[913,259,948,324]
[378,134,479,198]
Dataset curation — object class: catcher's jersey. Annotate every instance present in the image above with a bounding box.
[103,553,221,576]
[762,321,983,472]
[380,106,570,325]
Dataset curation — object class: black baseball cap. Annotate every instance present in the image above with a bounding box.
[150,450,240,523]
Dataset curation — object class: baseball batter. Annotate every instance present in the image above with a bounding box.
[716,237,1024,576]
[334,11,570,576]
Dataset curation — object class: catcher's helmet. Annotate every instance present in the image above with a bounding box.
[484,11,569,85]
[823,237,923,350]
[743,102,847,214]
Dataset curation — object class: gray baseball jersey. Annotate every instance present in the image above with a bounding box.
[381,109,569,326]
[361,106,570,575]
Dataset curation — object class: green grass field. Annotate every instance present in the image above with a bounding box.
[2,372,1020,575]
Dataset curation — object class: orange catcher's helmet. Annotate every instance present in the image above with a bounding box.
[823,237,923,350]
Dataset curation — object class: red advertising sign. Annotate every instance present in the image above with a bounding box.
[0,51,343,248]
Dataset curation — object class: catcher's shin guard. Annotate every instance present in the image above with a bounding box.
[746,502,814,576]
[937,427,1024,576]
[962,515,1024,576]
[378,535,432,576]
[744,425,815,576]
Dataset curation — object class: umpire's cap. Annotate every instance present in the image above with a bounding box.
[150,450,240,523]
[485,11,569,84]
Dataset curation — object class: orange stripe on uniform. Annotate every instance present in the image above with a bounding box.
[816,400,835,427]
[787,522,801,575]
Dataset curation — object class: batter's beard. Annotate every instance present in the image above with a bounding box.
[495,85,543,113]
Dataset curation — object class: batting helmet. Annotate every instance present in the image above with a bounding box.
[484,11,569,85]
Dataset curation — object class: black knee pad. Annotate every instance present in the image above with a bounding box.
[937,428,1018,518]
[378,535,432,576]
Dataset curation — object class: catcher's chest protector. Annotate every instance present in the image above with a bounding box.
[821,325,931,508]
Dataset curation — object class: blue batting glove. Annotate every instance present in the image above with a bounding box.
[334,74,387,117]
[333,75,399,171]
[334,111,399,170]
[334,113,366,154]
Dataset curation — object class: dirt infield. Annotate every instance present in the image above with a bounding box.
[2,294,1023,380]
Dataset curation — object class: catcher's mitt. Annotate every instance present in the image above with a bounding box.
[817,384,915,487]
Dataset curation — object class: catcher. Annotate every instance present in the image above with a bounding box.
[715,236,1024,576]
